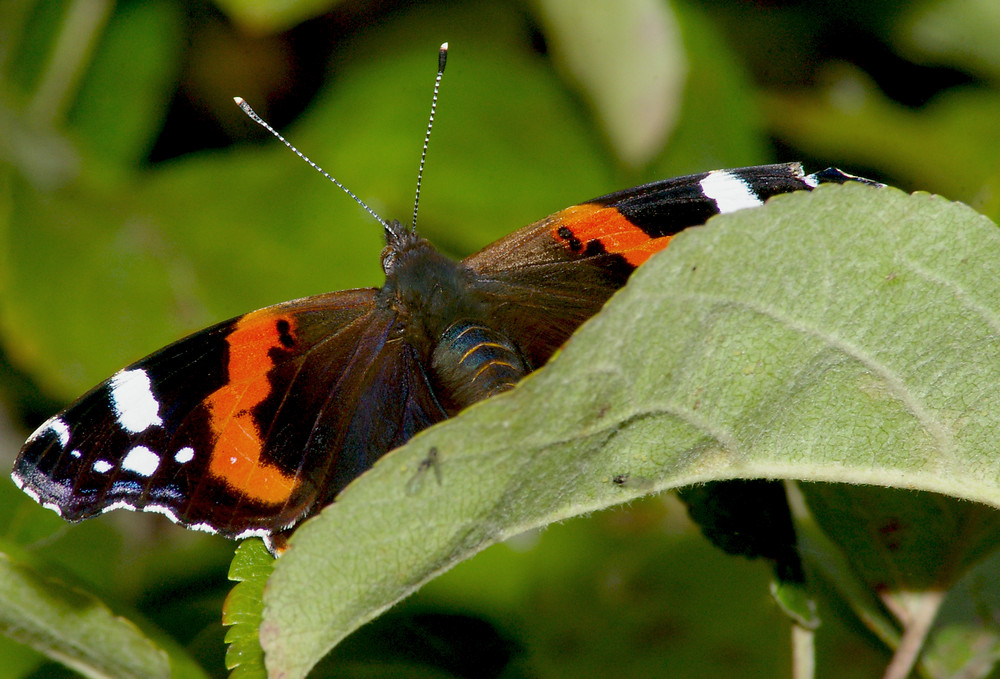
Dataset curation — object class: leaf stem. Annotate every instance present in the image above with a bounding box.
[27,0,112,126]
[882,589,945,679]
[791,623,815,679]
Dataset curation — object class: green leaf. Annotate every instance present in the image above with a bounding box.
[223,540,274,679]
[69,0,184,180]
[652,0,766,174]
[798,485,1000,674]
[771,578,819,631]
[898,0,1000,83]
[764,66,1000,218]
[527,0,686,169]
[259,185,1000,677]
[0,550,170,679]
[802,486,1000,593]
[212,0,347,34]
[922,549,1000,677]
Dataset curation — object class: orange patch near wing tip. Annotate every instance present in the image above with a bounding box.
[551,204,672,267]
[205,309,300,505]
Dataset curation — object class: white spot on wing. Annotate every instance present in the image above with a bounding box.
[70,450,82,458]
[103,500,139,514]
[235,527,272,540]
[93,459,113,474]
[19,482,37,502]
[101,500,217,534]
[122,446,160,477]
[27,416,71,448]
[109,369,163,434]
[699,170,764,214]
[146,504,184,524]
[174,447,195,464]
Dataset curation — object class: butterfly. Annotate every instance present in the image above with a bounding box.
[11,46,881,554]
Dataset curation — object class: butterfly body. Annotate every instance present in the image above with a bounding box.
[379,223,525,407]
[12,163,881,548]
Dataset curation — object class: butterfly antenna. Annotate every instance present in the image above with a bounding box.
[233,97,390,230]
[410,42,448,233]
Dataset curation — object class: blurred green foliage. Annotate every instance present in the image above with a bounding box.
[2,0,1000,677]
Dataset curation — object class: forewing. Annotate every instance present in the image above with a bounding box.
[13,288,445,539]
[463,163,818,365]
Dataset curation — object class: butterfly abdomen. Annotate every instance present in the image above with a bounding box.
[431,321,530,414]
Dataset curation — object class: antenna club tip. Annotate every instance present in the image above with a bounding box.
[233,96,244,104]
[437,43,448,72]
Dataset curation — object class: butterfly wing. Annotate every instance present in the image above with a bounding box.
[463,163,829,366]
[13,288,447,539]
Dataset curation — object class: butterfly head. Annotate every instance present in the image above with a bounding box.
[381,219,421,273]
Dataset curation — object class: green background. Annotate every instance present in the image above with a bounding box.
[2,0,1000,677]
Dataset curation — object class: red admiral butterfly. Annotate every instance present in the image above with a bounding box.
[11,45,880,553]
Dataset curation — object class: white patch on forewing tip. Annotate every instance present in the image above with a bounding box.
[699,170,764,214]
[122,446,160,477]
[174,447,195,464]
[93,459,113,474]
[28,416,71,447]
[109,369,164,434]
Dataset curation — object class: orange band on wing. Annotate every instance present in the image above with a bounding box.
[551,204,672,267]
[205,310,299,505]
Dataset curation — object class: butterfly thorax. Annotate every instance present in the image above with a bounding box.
[381,228,530,414]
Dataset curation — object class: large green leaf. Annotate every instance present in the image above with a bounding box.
[528,0,686,169]
[0,549,170,679]
[899,0,1000,83]
[212,0,347,34]
[258,185,1000,677]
